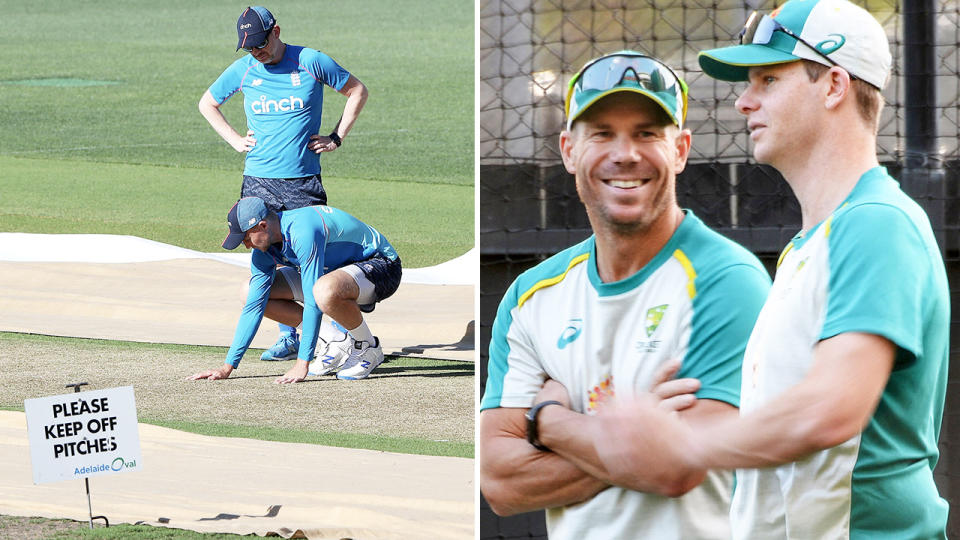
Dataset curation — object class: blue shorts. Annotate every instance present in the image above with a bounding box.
[352,255,402,313]
[241,174,327,212]
[276,255,401,313]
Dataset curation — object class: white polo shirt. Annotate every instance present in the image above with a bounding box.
[731,167,950,539]
[482,211,770,540]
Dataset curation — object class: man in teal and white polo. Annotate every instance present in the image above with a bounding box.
[587,2,950,538]
[478,51,771,539]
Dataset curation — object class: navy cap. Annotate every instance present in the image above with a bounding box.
[222,197,268,249]
[236,6,275,51]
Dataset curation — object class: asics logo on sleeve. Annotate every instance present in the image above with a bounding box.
[557,318,583,349]
[250,94,305,114]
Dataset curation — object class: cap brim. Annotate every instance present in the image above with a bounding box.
[222,232,245,250]
[236,30,270,51]
[568,88,679,130]
[698,44,801,82]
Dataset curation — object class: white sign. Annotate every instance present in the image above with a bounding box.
[24,386,142,484]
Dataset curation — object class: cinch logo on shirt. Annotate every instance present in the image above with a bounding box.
[250,94,305,114]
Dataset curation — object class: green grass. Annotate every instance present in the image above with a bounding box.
[0,156,472,265]
[48,524,251,539]
[0,0,474,266]
[0,514,257,539]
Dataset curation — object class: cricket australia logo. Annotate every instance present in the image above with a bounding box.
[557,318,583,350]
[645,304,668,337]
[635,304,667,353]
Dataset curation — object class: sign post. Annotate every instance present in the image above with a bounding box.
[24,383,143,529]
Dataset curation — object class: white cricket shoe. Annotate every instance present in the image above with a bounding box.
[336,337,384,380]
[308,335,351,376]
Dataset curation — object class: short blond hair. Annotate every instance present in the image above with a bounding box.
[802,61,884,133]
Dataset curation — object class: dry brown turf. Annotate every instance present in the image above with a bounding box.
[0,332,474,448]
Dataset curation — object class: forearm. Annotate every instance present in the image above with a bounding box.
[198,91,244,146]
[479,409,607,515]
[331,82,368,138]
[693,382,850,470]
[692,334,894,471]
[537,405,612,483]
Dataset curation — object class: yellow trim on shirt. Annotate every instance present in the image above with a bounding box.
[673,249,697,299]
[517,253,590,309]
[777,242,795,269]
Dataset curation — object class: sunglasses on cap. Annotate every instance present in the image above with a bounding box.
[739,11,858,82]
[564,52,689,128]
[241,27,273,52]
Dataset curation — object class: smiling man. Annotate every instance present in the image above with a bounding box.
[478,51,771,539]
[187,197,401,383]
[586,2,950,539]
[199,6,369,365]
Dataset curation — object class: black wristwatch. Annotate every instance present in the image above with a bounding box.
[329,132,342,147]
[525,400,563,452]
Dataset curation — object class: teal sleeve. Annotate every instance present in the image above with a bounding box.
[481,281,525,411]
[679,263,771,407]
[820,204,928,358]
[224,250,276,368]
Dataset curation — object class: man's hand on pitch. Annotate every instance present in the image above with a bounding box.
[275,359,310,384]
[187,364,234,381]
[307,134,338,154]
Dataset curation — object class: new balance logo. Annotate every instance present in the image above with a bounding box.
[251,78,263,86]
[250,94,305,114]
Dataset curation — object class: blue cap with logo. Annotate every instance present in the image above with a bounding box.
[698,0,891,90]
[236,6,275,51]
[222,197,268,250]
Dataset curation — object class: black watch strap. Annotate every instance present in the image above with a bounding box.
[329,132,342,147]
[525,400,563,452]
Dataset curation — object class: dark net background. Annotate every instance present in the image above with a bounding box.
[479,1,960,538]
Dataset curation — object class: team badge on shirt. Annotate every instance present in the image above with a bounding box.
[291,71,302,87]
[645,304,668,337]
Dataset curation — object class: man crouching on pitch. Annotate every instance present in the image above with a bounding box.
[188,197,401,383]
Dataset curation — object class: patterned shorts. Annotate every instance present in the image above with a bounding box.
[241,174,327,212]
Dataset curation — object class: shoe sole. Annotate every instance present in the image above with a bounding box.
[336,360,383,380]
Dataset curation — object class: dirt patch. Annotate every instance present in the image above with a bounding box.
[0,333,473,445]
[0,515,87,539]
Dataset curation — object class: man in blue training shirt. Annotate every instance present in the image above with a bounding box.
[188,197,401,383]
[199,6,369,364]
